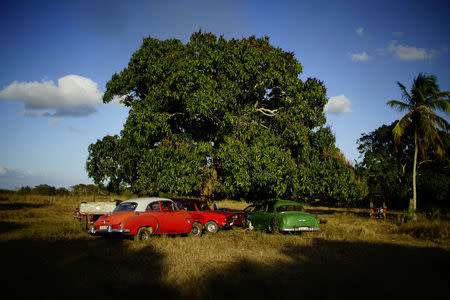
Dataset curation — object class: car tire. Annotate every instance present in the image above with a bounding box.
[205,221,219,233]
[188,222,203,237]
[134,227,153,241]
[269,216,280,234]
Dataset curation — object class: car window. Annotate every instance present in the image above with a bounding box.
[113,202,137,212]
[176,202,183,211]
[254,205,265,212]
[276,205,304,213]
[243,205,255,212]
[196,202,210,211]
[160,201,175,212]
[183,202,196,211]
[146,202,161,211]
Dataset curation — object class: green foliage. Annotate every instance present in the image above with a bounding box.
[88,31,365,202]
[357,122,450,209]
[55,187,69,196]
[386,73,449,211]
[17,186,32,195]
[70,184,99,196]
[32,184,56,196]
[425,206,441,221]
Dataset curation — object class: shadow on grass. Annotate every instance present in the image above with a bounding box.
[196,238,449,299]
[0,222,26,234]
[0,237,448,299]
[0,202,50,210]
[0,238,179,299]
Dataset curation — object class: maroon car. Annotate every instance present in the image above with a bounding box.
[174,199,235,233]
[225,204,263,227]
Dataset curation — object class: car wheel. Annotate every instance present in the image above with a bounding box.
[247,220,254,231]
[205,221,219,233]
[134,227,153,241]
[188,222,203,237]
[269,216,280,234]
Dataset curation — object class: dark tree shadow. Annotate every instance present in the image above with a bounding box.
[1,236,448,300]
[0,238,180,299]
[194,238,450,299]
[0,222,26,234]
[0,202,50,210]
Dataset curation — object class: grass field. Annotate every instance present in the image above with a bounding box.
[0,194,448,299]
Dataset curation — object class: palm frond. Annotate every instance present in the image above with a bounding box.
[392,114,412,144]
[396,81,412,102]
[429,97,450,113]
[386,100,410,112]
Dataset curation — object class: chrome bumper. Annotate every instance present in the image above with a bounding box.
[89,225,130,234]
[280,227,320,232]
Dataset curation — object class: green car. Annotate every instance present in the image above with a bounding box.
[245,200,320,233]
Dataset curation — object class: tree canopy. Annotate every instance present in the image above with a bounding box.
[357,121,450,209]
[87,31,365,203]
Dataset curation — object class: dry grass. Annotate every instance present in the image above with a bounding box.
[0,194,448,299]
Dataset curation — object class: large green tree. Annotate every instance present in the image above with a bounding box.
[386,73,449,212]
[87,31,364,202]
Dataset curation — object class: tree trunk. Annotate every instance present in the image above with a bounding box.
[410,129,418,213]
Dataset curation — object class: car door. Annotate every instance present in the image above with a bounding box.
[158,201,187,233]
[145,201,165,233]
[262,202,275,229]
[249,204,266,229]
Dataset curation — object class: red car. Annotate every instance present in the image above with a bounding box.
[174,199,235,233]
[89,198,204,241]
[220,204,259,227]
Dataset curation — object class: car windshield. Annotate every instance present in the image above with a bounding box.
[276,205,304,213]
[244,204,263,212]
[113,202,137,212]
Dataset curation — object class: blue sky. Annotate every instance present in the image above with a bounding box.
[0,0,449,189]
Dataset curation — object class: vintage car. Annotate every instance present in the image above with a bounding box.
[246,200,320,233]
[174,199,235,233]
[223,204,258,227]
[89,197,204,240]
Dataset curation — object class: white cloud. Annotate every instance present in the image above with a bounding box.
[0,75,103,116]
[388,41,437,61]
[324,94,353,114]
[350,51,370,62]
[356,27,364,36]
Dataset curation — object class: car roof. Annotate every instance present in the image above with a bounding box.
[121,197,173,212]
[173,198,204,202]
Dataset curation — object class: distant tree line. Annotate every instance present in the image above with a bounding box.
[10,184,101,196]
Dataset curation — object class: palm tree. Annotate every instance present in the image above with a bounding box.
[386,73,449,214]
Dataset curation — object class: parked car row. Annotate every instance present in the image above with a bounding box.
[86,197,320,241]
